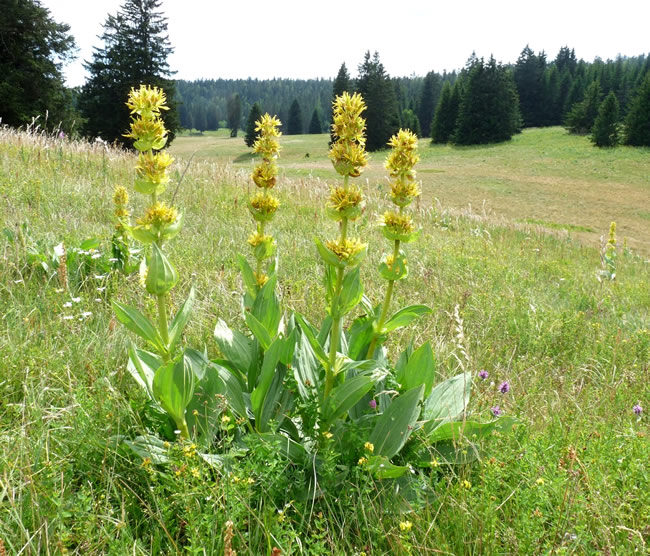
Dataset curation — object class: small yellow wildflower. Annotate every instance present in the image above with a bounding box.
[358,457,367,465]
[254,272,269,287]
[322,431,333,439]
[536,477,545,486]
[364,442,374,453]
[191,467,200,479]
[141,457,152,468]
[221,414,231,424]
[399,520,413,532]
[247,477,255,485]
[430,458,439,468]
[461,480,472,489]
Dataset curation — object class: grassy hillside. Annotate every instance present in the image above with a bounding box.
[1,126,648,554]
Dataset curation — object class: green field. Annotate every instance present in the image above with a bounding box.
[1,126,649,554]
[171,127,650,255]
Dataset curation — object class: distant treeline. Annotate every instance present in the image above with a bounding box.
[177,48,650,139]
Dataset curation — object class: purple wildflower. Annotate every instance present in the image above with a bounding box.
[478,370,489,380]
[368,399,377,410]
[58,131,65,139]
[491,406,502,417]
[633,403,642,415]
[499,381,510,394]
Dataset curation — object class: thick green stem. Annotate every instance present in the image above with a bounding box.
[177,418,190,439]
[256,220,266,282]
[157,293,170,358]
[324,178,350,398]
[366,239,401,358]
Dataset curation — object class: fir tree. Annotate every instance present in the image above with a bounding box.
[431,81,460,144]
[565,80,602,134]
[206,104,218,130]
[356,51,400,151]
[79,0,178,146]
[0,0,78,131]
[624,73,650,146]
[227,93,241,137]
[193,103,207,132]
[591,91,620,147]
[244,102,262,147]
[308,107,322,134]
[454,56,521,145]
[417,71,438,137]
[287,98,303,135]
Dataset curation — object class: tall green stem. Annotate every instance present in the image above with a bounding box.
[366,239,401,358]
[324,177,350,398]
[256,220,266,281]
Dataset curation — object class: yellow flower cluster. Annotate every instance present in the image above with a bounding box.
[385,129,420,208]
[136,151,174,186]
[252,114,281,191]
[126,84,169,118]
[607,221,616,251]
[381,211,415,236]
[325,237,366,262]
[249,191,280,221]
[327,185,364,221]
[113,186,130,221]
[329,92,368,177]
[247,231,274,248]
[137,202,178,229]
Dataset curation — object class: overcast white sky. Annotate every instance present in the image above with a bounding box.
[41,0,650,87]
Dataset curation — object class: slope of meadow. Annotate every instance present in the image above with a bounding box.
[0,127,648,554]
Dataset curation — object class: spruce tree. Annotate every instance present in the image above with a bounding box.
[565,80,602,134]
[356,51,400,151]
[206,104,218,130]
[287,98,303,135]
[417,72,438,137]
[624,73,650,146]
[454,56,521,145]
[514,46,547,127]
[590,91,620,147]
[193,103,207,132]
[431,81,461,144]
[79,0,178,146]
[308,107,322,134]
[227,93,241,137]
[0,0,78,131]
[244,102,262,147]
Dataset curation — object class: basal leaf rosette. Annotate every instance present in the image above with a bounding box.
[379,211,419,243]
[326,185,365,221]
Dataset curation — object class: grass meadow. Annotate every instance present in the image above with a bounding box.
[1,125,649,554]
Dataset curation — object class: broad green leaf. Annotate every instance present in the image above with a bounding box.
[258,367,292,433]
[126,341,161,401]
[128,225,157,245]
[336,267,364,317]
[346,315,375,361]
[293,330,320,399]
[186,363,227,445]
[121,434,169,464]
[322,375,374,429]
[369,385,424,459]
[429,416,518,444]
[113,300,165,352]
[214,318,253,375]
[365,455,408,479]
[252,433,307,464]
[422,372,472,434]
[279,329,297,366]
[295,314,328,368]
[383,305,432,333]
[211,361,248,419]
[251,339,282,430]
[237,254,258,298]
[324,264,337,304]
[184,347,208,380]
[245,311,273,350]
[152,356,195,432]
[79,237,101,250]
[168,286,195,354]
[252,274,282,338]
[397,342,437,397]
[146,243,178,296]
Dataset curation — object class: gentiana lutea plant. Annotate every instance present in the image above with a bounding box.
[116,86,515,482]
